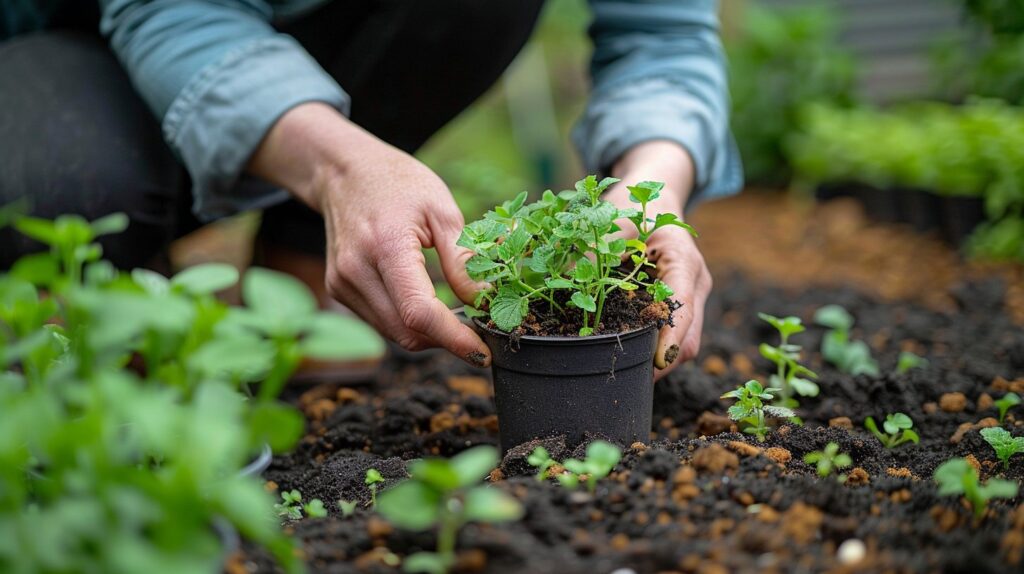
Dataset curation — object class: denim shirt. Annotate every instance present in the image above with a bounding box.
[11,0,742,219]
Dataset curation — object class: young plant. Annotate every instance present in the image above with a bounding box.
[864,413,920,448]
[980,427,1024,471]
[721,379,795,442]
[995,392,1021,424]
[803,442,852,479]
[527,446,557,481]
[758,313,819,406]
[366,467,385,507]
[274,489,327,520]
[896,351,928,374]
[813,304,879,376]
[376,446,523,574]
[338,500,358,517]
[459,176,695,336]
[557,441,623,492]
[934,458,1019,521]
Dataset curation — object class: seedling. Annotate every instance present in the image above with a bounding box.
[803,442,852,479]
[721,380,796,442]
[934,458,1018,521]
[896,351,928,374]
[558,441,623,492]
[376,446,522,574]
[338,500,358,517]
[459,176,695,335]
[274,489,327,520]
[366,467,385,507]
[980,427,1024,471]
[995,392,1021,424]
[864,413,920,448]
[813,304,879,376]
[758,313,818,406]
[527,446,557,481]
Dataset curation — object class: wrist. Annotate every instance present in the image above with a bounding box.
[609,140,695,213]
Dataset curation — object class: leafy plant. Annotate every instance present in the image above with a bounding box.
[995,392,1022,424]
[864,413,920,449]
[721,380,795,442]
[459,176,695,335]
[275,490,328,520]
[980,427,1024,471]
[758,313,819,405]
[376,446,522,574]
[366,468,385,507]
[934,457,1019,521]
[527,446,557,481]
[557,441,622,492]
[338,500,358,517]
[813,304,879,376]
[897,351,929,374]
[803,442,852,479]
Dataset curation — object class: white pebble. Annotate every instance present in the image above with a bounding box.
[610,569,637,574]
[837,538,866,565]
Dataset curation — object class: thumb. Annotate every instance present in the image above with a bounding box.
[430,213,487,305]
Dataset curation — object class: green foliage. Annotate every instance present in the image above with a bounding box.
[934,457,1019,521]
[758,312,819,406]
[557,441,623,492]
[0,210,392,573]
[813,305,879,377]
[897,351,929,374]
[727,2,856,186]
[981,427,1024,470]
[366,468,385,507]
[803,442,852,479]
[338,500,358,517]
[459,175,695,335]
[995,392,1022,424]
[274,490,327,521]
[864,413,920,449]
[376,446,522,574]
[526,447,557,481]
[721,380,795,442]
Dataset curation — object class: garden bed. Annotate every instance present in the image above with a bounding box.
[242,270,1024,573]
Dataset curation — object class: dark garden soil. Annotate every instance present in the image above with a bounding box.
[239,268,1024,574]
[494,287,674,338]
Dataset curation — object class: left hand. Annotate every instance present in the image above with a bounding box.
[605,141,712,380]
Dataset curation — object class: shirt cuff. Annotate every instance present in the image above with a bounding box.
[572,76,743,206]
[163,34,350,220]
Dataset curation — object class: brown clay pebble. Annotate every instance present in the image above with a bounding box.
[846,467,870,486]
[264,480,278,493]
[696,412,733,436]
[950,422,976,444]
[610,533,630,551]
[631,441,648,452]
[764,447,792,465]
[978,392,994,411]
[489,468,504,482]
[692,444,739,473]
[727,441,762,457]
[702,355,728,375]
[430,411,456,433]
[306,398,336,421]
[939,392,968,413]
[336,387,362,404]
[782,502,824,544]
[965,454,982,472]
[829,416,854,430]
[455,549,487,573]
[923,402,939,415]
[886,467,913,478]
[730,353,755,376]
[366,517,393,539]
[976,417,999,429]
[447,376,492,397]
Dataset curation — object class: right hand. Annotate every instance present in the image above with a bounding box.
[249,103,490,365]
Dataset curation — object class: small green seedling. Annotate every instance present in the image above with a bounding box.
[896,351,928,374]
[274,489,327,520]
[338,500,358,517]
[813,304,879,377]
[980,427,1024,471]
[758,313,819,406]
[864,413,919,448]
[527,446,557,481]
[803,442,852,479]
[376,446,522,574]
[934,457,1019,521]
[995,392,1021,425]
[721,380,795,442]
[366,467,385,507]
[558,441,623,492]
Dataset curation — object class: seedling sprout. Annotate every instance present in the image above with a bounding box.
[366,467,385,507]
[864,413,920,449]
[980,427,1024,471]
[813,304,879,376]
[934,458,1018,521]
[721,380,795,442]
[803,442,852,480]
[995,392,1021,425]
[758,313,818,407]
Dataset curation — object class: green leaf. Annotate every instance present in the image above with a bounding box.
[758,313,805,339]
[409,459,460,492]
[570,291,596,313]
[462,487,523,523]
[450,446,499,488]
[627,181,664,204]
[813,305,854,331]
[934,458,971,495]
[14,216,59,245]
[586,441,622,470]
[131,268,170,296]
[90,212,129,237]
[578,327,594,336]
[886,413,914,433]
[366,468,385,485]
[789,377,819,397]
[243,267,317,321]
[248,403,305,452]
[896,351,928,374]
[300,314,385,361]
[171,263,239,295]
[9,253,59,285]
[377,482,440,530]
[490,287,528,331]
[572,258,597,283]
[403,552,451,574]
[497,225,531,261]
[650,280,673,302]
[545,278,573,289]
[188,334,275,382]
[979,478,1019,499]
[527,447,550,467]
[652,213,698,237]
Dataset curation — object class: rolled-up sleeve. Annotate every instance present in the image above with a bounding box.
[573,0,742,204]
[100,0,350,219]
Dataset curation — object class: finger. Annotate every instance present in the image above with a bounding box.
[428,211,487,304]
[655,266,711,379]
[377,244,491,367]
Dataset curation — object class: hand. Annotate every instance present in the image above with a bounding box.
[606,141,712,380]
[248,103,490,366]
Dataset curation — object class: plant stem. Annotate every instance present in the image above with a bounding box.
[515,280,563,311]
[437,498,460,570]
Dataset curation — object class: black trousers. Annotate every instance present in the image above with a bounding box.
[0,0,545,269]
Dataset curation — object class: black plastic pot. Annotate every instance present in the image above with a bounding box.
[475,320,658,454]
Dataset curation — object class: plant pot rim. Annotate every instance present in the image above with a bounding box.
[472,317,657,346]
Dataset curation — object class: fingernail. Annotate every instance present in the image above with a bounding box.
[466,351,488,368]
[664,344,680,366]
